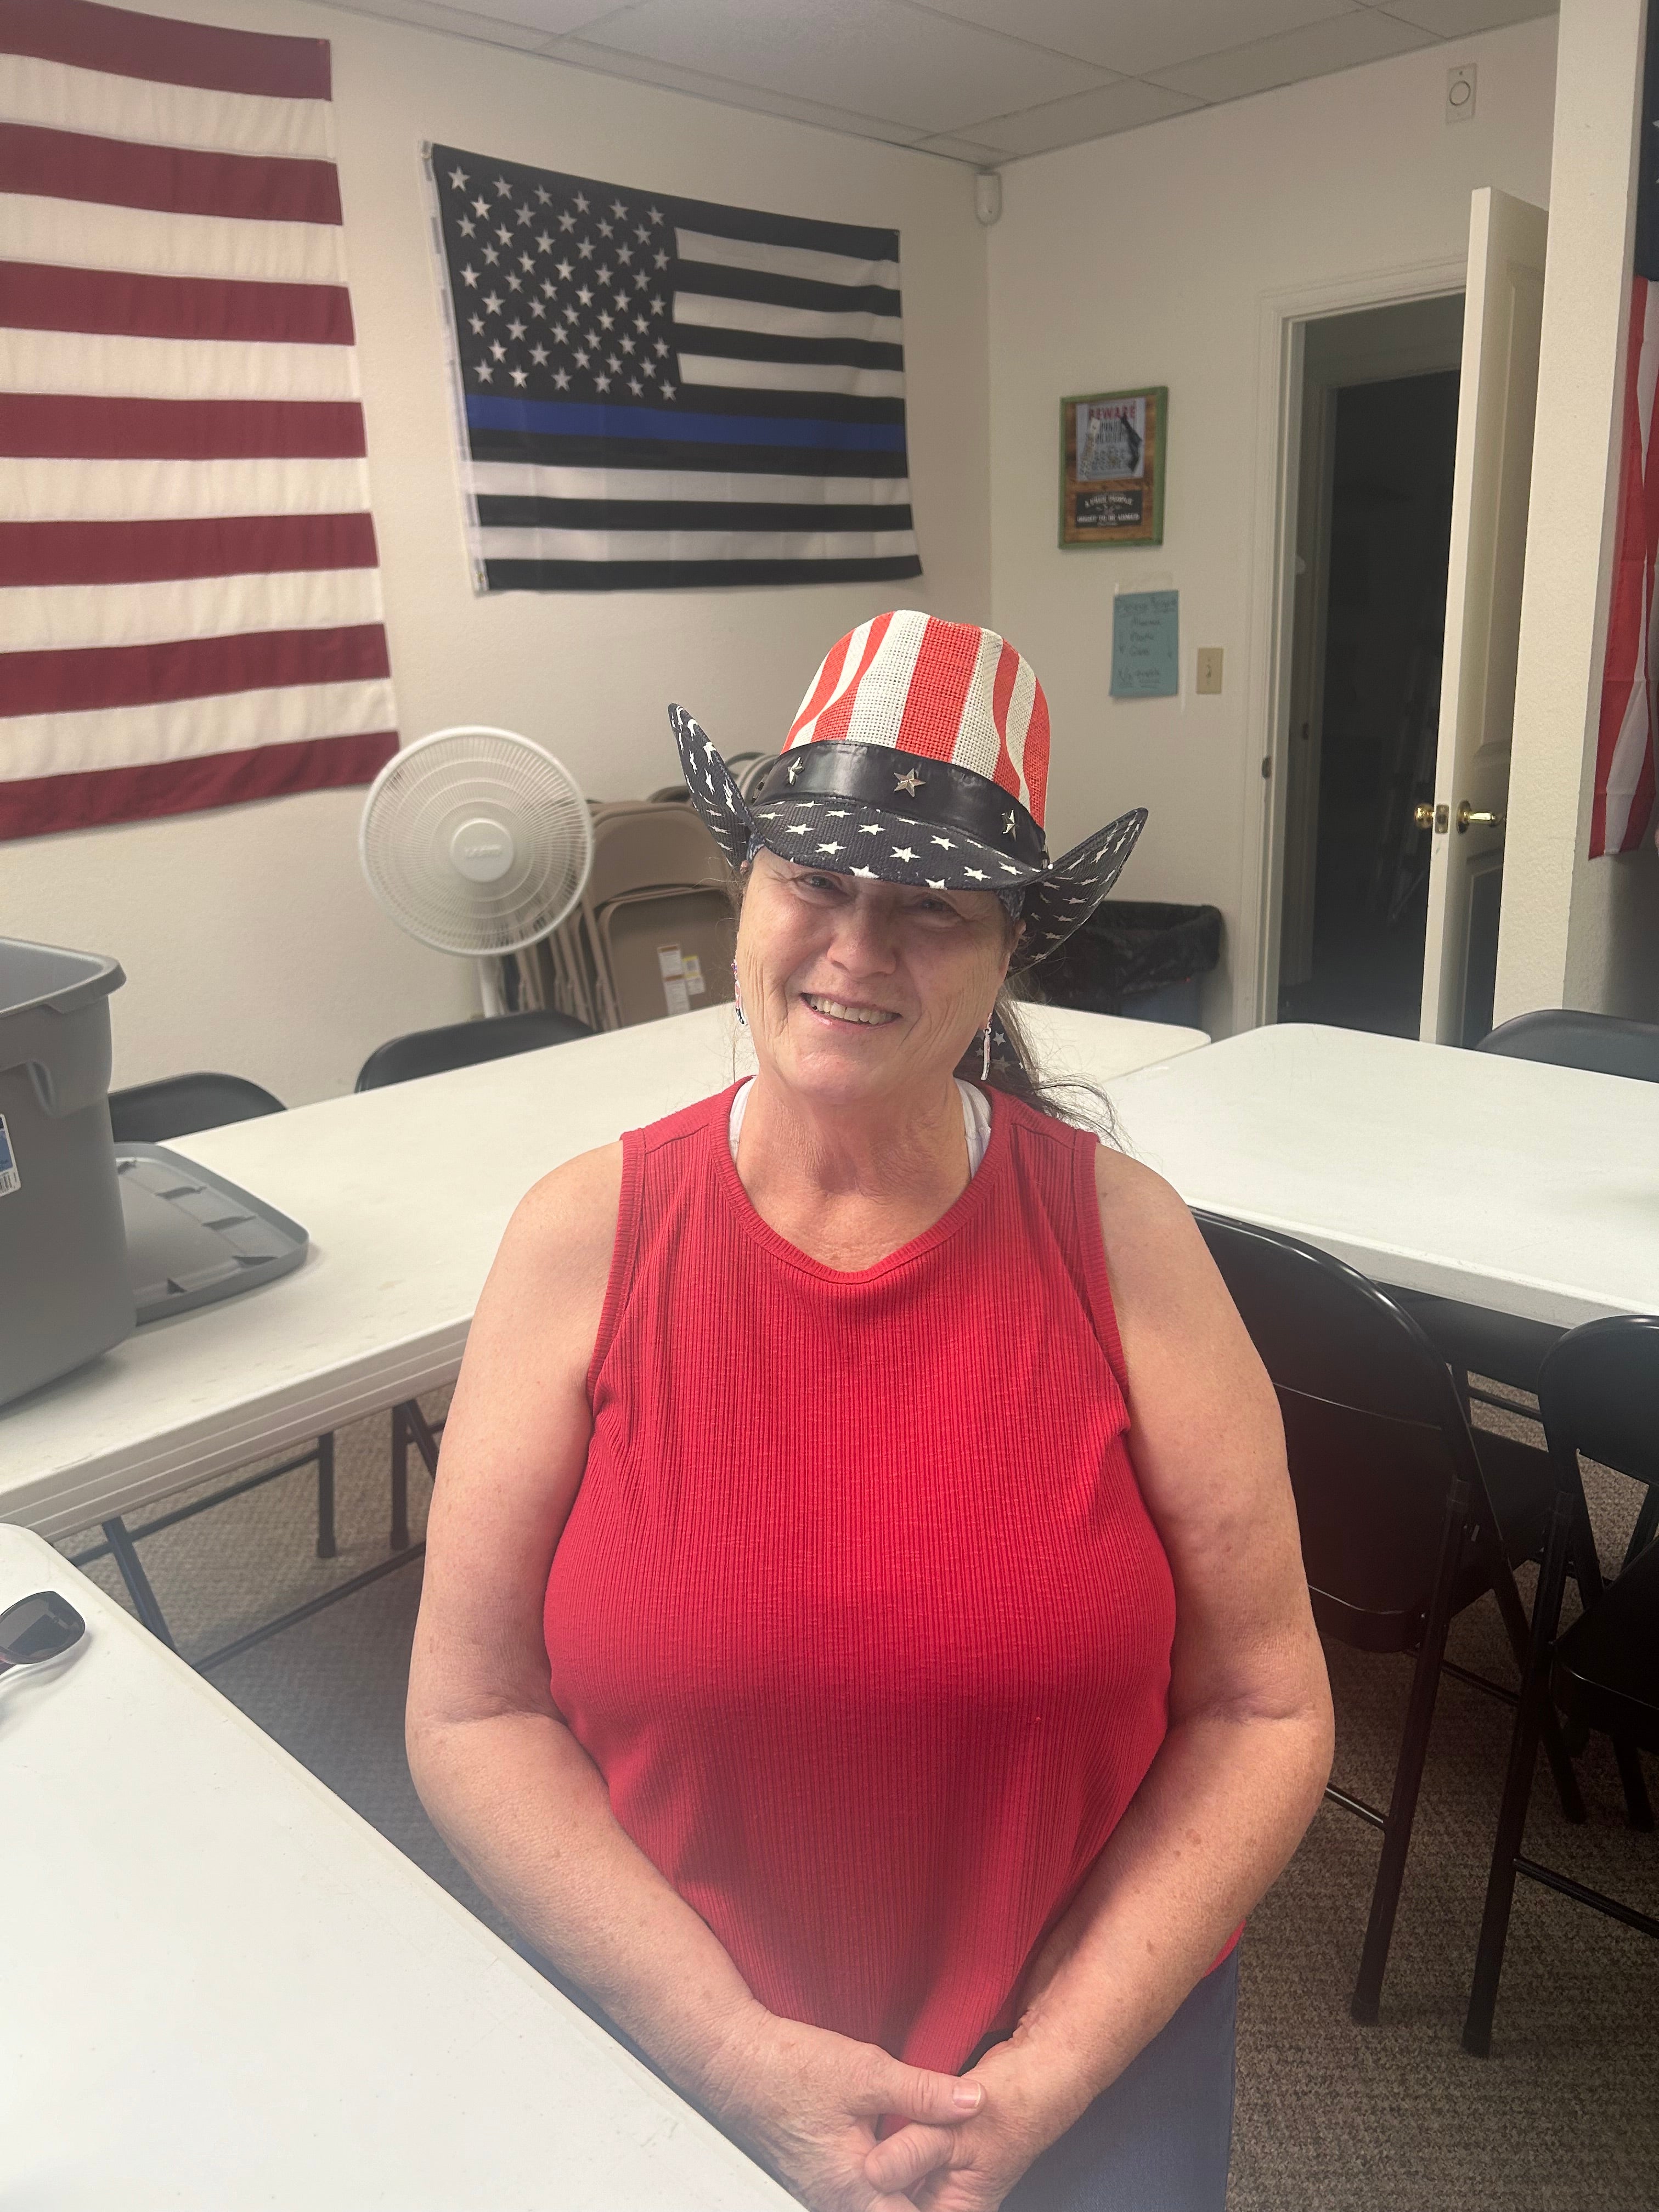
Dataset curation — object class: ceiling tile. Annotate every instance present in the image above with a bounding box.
[310,0,1557,174]
[575,0,1116,134]
[325,0,565,50]
[550,32,933,142]
[907,0,1357,78]
[909,132,1009,162]
[439,0,626,32]
[1148,6,1433,99]
[969,77,1204,156]
[1372,0,1556,33]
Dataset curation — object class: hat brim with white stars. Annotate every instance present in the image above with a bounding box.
[669,704,1146,964]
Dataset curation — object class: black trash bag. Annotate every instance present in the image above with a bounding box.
[1028,900,1223,1018]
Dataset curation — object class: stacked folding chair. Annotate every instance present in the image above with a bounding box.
[517,797,738,1031]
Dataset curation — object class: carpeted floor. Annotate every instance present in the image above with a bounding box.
[55,1391,1658,2211]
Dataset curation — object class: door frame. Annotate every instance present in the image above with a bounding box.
[1277,371,1337,998]
[1240,255,1468,1032]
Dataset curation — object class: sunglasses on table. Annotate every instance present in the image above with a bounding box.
[0,1591,87,1673]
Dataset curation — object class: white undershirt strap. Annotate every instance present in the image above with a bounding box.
[728,1078,991,1176]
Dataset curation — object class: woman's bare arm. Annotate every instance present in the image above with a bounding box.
[405,1144,983,2211]
[1009,1152,1334,2044]
[867,1152,1332,2208]
[405,1143,759,2084]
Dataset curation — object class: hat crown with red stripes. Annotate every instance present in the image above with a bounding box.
[666,608,1146,964]
[785,611,1051,828]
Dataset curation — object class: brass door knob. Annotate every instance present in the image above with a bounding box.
[1413,803,1435,829]
[1457,801,1505,833]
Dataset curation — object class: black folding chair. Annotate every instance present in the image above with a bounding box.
[107,1070,286,1141]
[1463,1314,1659,2056]
[1194,1210,1590,2023]
[354,1009,594,1547]
[71,1072,347,1651]
[1479,1008,1659,1085]
[354,1008,591,1092]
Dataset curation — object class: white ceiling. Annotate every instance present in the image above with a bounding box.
[328,0,1556,164]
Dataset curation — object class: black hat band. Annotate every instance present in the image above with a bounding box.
[752,741,1047,870]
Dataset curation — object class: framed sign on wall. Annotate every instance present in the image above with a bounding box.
[1059,386,1167,548]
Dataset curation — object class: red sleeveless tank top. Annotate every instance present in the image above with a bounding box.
[544,1083,1177,2075]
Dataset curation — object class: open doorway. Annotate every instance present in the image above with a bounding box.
[1277,296,1464,1036]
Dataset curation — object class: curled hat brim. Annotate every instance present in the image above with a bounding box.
[668,704,1146,964]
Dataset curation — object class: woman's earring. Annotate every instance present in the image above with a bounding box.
[980,1019,993,1080]
[732,962,747,1028]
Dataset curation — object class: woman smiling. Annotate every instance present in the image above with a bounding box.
[407,613,1332,2212]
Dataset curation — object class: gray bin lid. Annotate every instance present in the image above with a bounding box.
[0,936,125,1021]
[116,1144,308,1323]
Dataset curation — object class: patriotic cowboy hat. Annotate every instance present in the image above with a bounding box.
[668,610,1146,961]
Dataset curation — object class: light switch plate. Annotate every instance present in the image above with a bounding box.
[1196,646,1223,695]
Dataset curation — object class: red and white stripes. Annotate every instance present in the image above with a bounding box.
[783,610,1052,826]
[1592,273,1659,856]
[1,0,397,840]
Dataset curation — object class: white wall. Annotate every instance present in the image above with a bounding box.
[1497,0,1659,1027]
[2,0,990,1102]
[985,16,1559,1036]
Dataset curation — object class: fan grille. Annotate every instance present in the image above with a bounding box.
[360,728,592,955]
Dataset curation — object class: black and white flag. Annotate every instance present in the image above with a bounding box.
[425,145,922,592]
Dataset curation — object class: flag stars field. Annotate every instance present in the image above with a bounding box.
[438,163,680,410]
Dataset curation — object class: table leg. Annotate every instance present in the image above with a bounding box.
[100,1517,177,1650]
[315,1432,337,1562]
[391,1405,410,1554]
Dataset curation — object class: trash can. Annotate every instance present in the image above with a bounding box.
[1029,900,1222,1028]
[0,938,134,1408]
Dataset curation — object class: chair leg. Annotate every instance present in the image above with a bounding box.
[1586,1494,1654,1826]
[100,1516,178,1650]
[1464,1491,1575,2056]
[1613,1736,1655,1831]
[1483,1534,1587,1826]
[1351,1485,1467,2025]
[1623,1485,1659,1570]
[315,1431,337,1561]
[1549,1500,1602,1755]
[1570,1494,1606,1604]
[1463,1709,1543,2058]
[1569,1483,1650,1816]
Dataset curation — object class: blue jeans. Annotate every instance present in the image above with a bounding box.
[511,1937,1237,2212]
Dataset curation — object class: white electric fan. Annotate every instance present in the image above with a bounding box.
[359,726,594,1015]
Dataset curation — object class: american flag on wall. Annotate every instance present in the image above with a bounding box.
[426,144,921,592]
[0,0,397,843]
[1590,0,1659,856]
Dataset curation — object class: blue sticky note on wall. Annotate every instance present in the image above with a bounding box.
[1110,590,1179,698]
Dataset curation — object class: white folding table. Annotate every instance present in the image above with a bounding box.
[0,1004,1206,1539]
[0,1523,791,2212]
[1108,1023,1659,1329]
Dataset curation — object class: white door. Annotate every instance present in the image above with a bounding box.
[1419,188,1548,1043]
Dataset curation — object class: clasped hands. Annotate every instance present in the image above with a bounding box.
[699,2004,1082,2212]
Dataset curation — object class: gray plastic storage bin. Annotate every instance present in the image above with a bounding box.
[0,938,134,1408]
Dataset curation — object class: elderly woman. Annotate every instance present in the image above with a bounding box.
[407,613,1333,2212]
